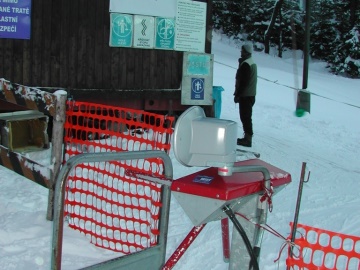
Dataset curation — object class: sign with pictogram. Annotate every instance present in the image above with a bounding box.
[155,17,175,50]
[108,0,208,53]
[181,52,213,105]
[134,15,154,49]
[109,13,133,47]
[191,78,205,100]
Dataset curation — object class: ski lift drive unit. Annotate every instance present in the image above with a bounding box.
[169,106,291,269]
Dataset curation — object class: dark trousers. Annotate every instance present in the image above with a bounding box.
[239,96,256,136]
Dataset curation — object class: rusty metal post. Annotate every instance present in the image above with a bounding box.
[47,91,67,221]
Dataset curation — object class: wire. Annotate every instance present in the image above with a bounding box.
[214,61,360,109]
[223,205,260,270]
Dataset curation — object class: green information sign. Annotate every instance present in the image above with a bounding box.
[186,54,211,75]
[109,13,133,47]
[155,17,175,50]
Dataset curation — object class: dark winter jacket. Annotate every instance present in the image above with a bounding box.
[234,56,257,100]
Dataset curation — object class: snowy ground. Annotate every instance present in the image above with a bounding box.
[1,31,360,270]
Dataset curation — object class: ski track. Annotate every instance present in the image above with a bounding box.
[256,131,357,175]
[253,130,360,269]
[255,130,359,228]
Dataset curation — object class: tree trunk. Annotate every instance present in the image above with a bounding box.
[264,0,284,54]
[350,0,358,27]
[278,6,283,58]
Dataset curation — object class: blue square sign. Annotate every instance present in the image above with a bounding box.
[191,78,204,100]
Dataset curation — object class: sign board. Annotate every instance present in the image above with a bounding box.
[109,13,133,47]
[155,17,175,50]
[175,0,206,53]
[109,0,208,53]
[109,0,177,18]
[186,53,211,75]
[181,52,213,105]
[133,15,154,49]
[0,0,32,39]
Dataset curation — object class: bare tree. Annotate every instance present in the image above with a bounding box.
[264,0,284,54]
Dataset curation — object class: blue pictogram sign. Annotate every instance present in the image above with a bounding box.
[191,78,204,100]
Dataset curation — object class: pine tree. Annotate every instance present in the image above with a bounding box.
[330,27,360,77]
[212,1,247,37]
[310,0,340,62]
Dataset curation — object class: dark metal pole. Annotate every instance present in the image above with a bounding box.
[287,162,307,269]
[47,91,67,221]
[302,0,311,89]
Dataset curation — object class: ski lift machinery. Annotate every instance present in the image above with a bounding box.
[51,106,291,270]
[169,106,292,269]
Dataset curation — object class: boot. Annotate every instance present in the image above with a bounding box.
[237,133,252,147]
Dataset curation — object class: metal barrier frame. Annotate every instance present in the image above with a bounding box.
[0,78,67,221]
[51,150,173,270]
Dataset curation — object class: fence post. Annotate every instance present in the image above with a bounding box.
[46,91,67,221]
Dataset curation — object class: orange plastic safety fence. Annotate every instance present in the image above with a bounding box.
[287,223,360,270]
[63,101,174,254]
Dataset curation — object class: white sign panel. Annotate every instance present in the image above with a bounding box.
[134,15,155,49]
[175,0,207,53]
[110,0,177,18]
[181,52,213,105]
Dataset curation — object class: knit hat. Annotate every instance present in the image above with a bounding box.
[242,44,253,54]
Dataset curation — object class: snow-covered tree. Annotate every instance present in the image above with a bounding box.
[310,0,342,62]
[329,27,360,78]
[212,1,246,37]
[212,0,360,78]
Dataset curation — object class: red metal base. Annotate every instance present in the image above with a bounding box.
[171,159,291,200]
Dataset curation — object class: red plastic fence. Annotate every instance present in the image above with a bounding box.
[287,223,360,270]
[63,101,174,254]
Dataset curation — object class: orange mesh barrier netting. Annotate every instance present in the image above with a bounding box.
[287,223,360,269]
[63,101,174,254]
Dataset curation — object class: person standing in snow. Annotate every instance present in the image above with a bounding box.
[233,43,257,147]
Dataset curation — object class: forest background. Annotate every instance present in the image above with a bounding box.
[211,0,360,78]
